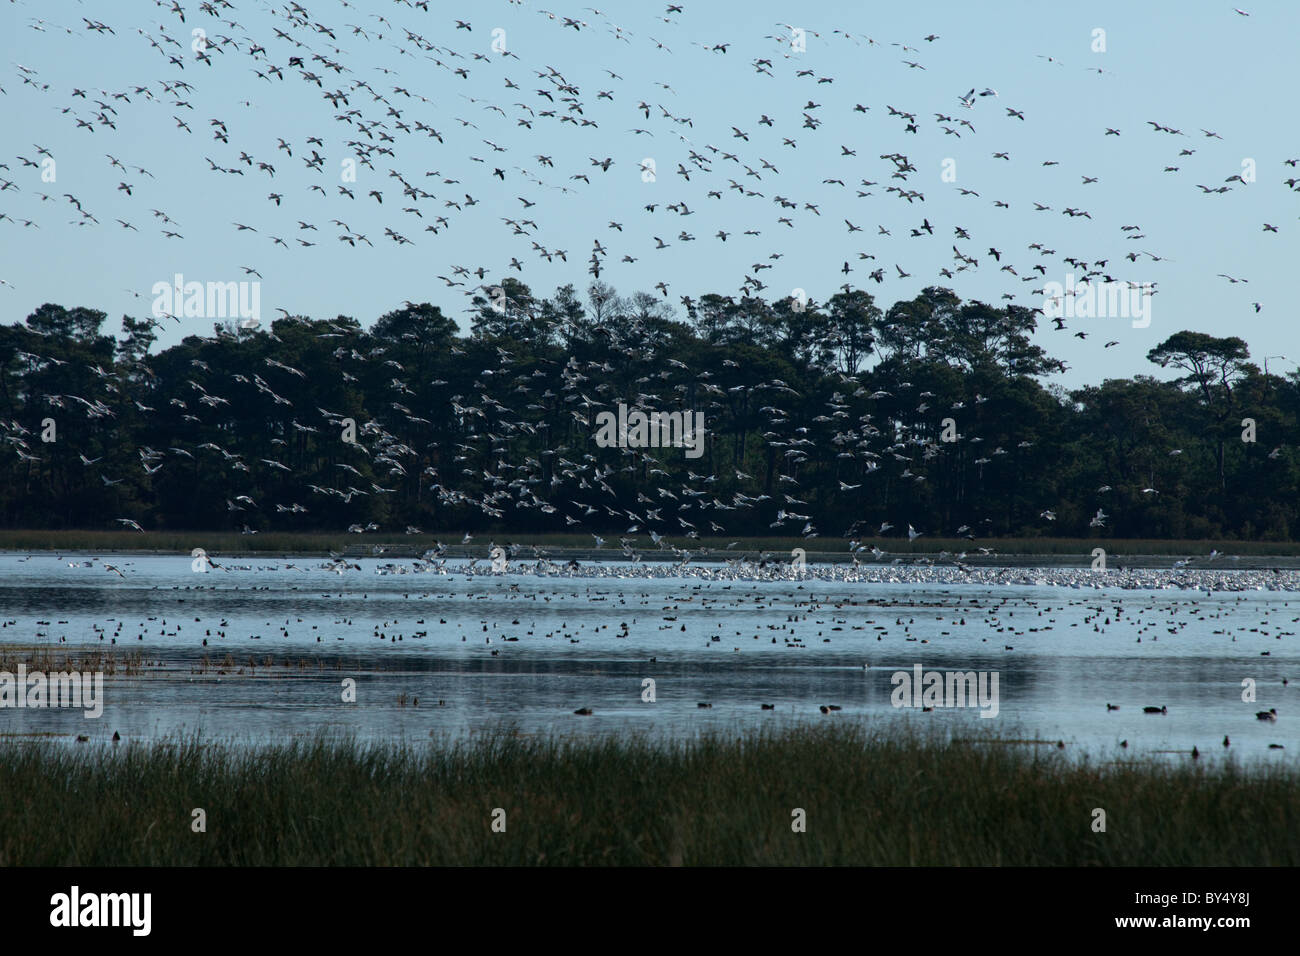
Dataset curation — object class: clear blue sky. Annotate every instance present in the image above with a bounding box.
[2,0,1295,386]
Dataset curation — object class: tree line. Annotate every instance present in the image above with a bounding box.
[1,280,1295,542]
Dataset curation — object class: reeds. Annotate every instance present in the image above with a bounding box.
[0,648,149,676]
[0,724,1295,866]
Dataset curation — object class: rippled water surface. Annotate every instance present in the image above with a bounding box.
[0,553,1295,765]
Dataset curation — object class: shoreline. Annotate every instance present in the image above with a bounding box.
[4,530,1300,568]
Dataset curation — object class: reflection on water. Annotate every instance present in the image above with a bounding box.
[0,554,1294,765]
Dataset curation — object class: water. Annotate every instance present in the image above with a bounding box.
[0,553,1294,765]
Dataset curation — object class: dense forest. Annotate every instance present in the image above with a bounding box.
[1,281,1295,542]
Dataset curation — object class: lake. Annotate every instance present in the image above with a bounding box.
[0,553,1294,764]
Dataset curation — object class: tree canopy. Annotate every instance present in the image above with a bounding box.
[2,282,1296,542]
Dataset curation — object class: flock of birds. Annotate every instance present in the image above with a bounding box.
[2,4,1285,312]
[4,559,1291,754]
[0,2,1293,562]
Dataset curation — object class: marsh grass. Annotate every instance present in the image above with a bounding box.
[0,724,1296,866]
[0,648,150,676]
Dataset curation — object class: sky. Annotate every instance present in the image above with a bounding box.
[1,0,1297,388]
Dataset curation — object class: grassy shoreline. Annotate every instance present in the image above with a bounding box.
[1,725,1296,865]
[2,528,1300,561]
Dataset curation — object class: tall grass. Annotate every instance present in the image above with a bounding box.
[0,725,1295,865]
[0,648,149,676]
